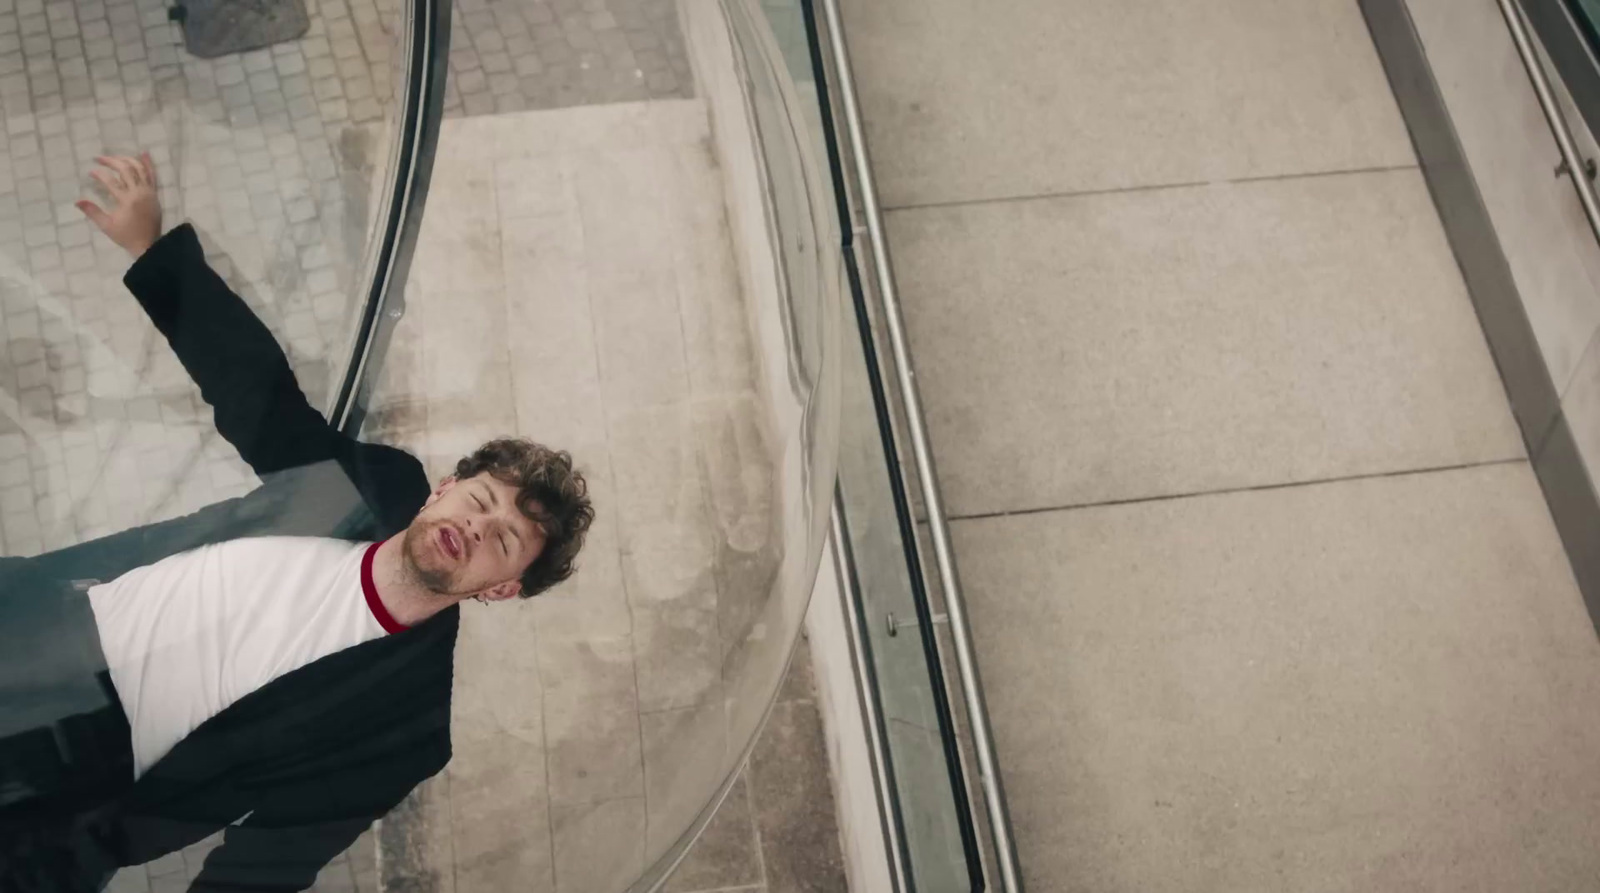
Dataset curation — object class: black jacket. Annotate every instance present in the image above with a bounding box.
[43,224,455,892]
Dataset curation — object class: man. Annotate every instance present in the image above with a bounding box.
[0,154,595,892]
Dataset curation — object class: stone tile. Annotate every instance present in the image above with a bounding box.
[539,633,645,806]
[662,134,753,399]
[711,533,781,668]
[954,463,1600,890]
[494,154,572,221]
[607,402,716,556]
[841,0,1414,207]
[453,841,555,893]
[447,730,556,892]
[524,447,634,642]
[888,170,1525,517]
[497,189,607,446]
[452,603,544,741]
[746,700,847,893]
[775,633,813,704]
[693,393,773,556]
[619,528,717,610]
[550,797,647,893]
[639,702,735,857]
[573,146,691,409]
[661,774,762,893]
[632,601,721,711]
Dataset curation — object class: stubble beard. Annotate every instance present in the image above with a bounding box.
[402,520,466,596]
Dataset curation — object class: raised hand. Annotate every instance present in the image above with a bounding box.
[77,153,164,259]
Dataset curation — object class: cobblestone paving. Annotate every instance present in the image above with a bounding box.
[0,0,403,557]
[443,0,691,117]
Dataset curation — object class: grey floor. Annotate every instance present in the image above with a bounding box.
[841,0,1600,889]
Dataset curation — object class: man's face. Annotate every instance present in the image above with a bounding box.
[401,473,548,600]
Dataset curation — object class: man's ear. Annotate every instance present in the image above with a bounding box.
[424,475,458,509]
[481,579,523,603]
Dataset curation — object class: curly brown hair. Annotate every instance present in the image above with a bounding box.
[454,438,595,598]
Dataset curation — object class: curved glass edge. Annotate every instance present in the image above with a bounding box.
[328,0,451,433]
[624,0,843,888]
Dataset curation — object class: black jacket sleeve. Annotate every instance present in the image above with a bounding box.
[183,693,453,891]
[120,223,433,536]
[121,223,346,477]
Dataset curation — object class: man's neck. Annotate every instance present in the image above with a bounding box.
[371,537,463,627]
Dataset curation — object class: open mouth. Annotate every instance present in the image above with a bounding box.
[437,524,464,561]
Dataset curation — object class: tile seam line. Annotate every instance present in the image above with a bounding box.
[878,162,1423,213]
[946,456,1529,522]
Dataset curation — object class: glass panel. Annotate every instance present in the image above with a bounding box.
[0,0,409,558]
[1570,0,1600,38]
[1,0,421,884]
[753,0,824,161]
[351,0,840,890]
[835,266,978,892]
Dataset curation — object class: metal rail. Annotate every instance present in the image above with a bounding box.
[1498,0,1600,247]
[812,0,1024,888]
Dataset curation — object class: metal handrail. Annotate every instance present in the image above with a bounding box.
[1499,0,1600,247]
[813,0,1024,888]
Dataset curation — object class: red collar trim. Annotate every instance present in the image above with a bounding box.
[362,540,410,635]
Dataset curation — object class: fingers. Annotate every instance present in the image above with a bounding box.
[88,167,124,198]
[93,155,144,190]
[75,199,111,230]
[109,155,142,187]
[112,155,145,187]
[140,151,157,189]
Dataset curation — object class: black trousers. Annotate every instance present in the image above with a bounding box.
[0,554,134,893]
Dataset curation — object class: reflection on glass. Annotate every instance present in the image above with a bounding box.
[835,273,978,892]
[1571,0,1600,43]
[0,0,405,559]
[2,0,424,883]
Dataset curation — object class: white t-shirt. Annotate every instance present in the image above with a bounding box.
[87,536,406,777]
